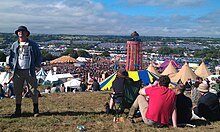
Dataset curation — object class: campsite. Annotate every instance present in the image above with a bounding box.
[1,90,220,132]
[1,57,220,131]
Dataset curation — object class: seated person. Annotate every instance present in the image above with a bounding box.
[51,84,60,93]
[91,79,100,91]
[176,84,192,124]
[80,80,87,92]
[192,83,220,121]
[128,75,177,128]
[106,68,128,114]
[45,86,51,94]
[60,84,65,92]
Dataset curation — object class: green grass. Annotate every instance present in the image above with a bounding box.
[1,91,220,132]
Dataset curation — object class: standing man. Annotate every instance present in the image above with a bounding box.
[128,75,177,127]
[9,26,42,117]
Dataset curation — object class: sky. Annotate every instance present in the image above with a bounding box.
[0,0,220,37]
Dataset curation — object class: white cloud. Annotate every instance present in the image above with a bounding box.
[122,0,207,7]
[0,0,219,37]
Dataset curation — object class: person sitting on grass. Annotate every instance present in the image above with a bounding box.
[128,75,177,128]
[91,79,100,91]
[175,84,192,124]
[192,83,220,121]
[106,68,128,114]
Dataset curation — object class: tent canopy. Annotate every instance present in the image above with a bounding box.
[64,78,80,88]
[160,59,182,69]
[36,68,47,79]
[194,62,212,79]
[100,70,158,90]
[171,63,197,84]
[50,55,78,64]
[147,63,160,76]
[161,62,177,76]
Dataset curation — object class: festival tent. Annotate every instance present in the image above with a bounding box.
[76,57,91,62]
[160,59,182,69]
[0,72,11,85]
[64,78,81,92]
[100,70,157,90]
[43,70,59,85]
[194,62,212,79]
[170,63,197,84]
[161,62,177,77]
[147,63,160,76]
[50,55,78,64]
[36,68,48,80]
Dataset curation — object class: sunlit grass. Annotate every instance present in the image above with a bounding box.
[1,90,220,131]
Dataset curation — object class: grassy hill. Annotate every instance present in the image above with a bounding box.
[1,91,220,132]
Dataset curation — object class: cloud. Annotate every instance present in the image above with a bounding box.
[0,0,219,37]
[121,0,207,7]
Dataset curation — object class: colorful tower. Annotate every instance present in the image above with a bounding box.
[126,31,143,71]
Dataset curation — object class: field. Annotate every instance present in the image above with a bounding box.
[1,90,220,132]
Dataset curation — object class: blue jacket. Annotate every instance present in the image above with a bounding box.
[9,39,42,77]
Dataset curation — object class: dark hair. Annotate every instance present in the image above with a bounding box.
[159,75,170,87]
[176,84,185,93]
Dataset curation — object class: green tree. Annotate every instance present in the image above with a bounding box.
[41,49,55,61]
[100,51,110,57]
[77,50,91,57]
[61,48,78,58]
[158,46,173,55]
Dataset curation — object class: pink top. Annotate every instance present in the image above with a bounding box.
[145,86,176,124]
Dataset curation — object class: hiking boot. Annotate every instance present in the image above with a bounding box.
[10,104,21,118]
[33,103,39,117]
[33,113,39,117]
[10,110,21,118]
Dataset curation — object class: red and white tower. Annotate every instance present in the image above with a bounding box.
[126,31,143,71]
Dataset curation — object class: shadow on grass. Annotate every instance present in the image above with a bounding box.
[189,119,211,126]
[0,111,106,118]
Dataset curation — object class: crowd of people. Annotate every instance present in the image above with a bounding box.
[106,68,220,128]
[1,25,220,129]
[42,57,115,83]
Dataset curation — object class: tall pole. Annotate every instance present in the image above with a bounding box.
[126,31,143,71]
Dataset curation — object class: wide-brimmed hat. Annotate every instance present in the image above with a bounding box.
[15,26,30,36]
[117,68,128,78]
[197,83,209,92]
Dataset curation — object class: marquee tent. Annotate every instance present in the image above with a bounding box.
[194,62,212,79]
[50,55,78,64]
[161,62,177,77]
[147,63,160,76]
[64,78,81,92]
[171,63,197,84]
[160,59,182,69]
[36,68,47,80]
[100,70,158,90]
[0,72,11,85]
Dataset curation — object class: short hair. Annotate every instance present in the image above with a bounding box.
[176,84,185,93]
[159,75,170,87]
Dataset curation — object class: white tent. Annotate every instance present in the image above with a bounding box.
[64,78,81,92]
[36,68,48,80]
[0,72,11,85]
[44,70,59,82]
[53,73,73,79]
[77,57,91,62]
